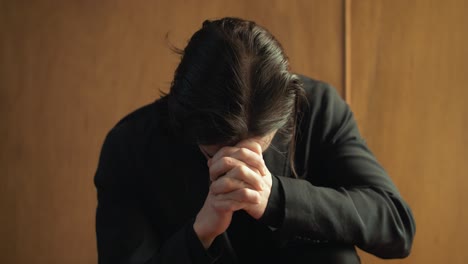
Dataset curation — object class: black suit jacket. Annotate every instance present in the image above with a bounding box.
[94,76,416,263]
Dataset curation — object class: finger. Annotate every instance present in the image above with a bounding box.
[209,156,243,181]
[236,139,263,156]
[225,165,263,191]
[209,153,264,181]
[210,176,254,194]
[229,148,266,175]
[208,146,265,175]
[215,188,260,205]
[212,199,245,212]
[208,146,239,167]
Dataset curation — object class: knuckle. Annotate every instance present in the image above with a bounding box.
[224,178,234,189]
[216,148,227,157]
[220,147,234,158]
[239,148,249,157]
[250,142,262,154]
[239,165,249,174]
[251,192,260,203]
[256,144,262,152]
[239,188,250,199]
[253,159,263,171]
[208,169,218,181]
[258,156,266,166]
[221,157,232,167]
[218,177,230,190]
[253,168,261,175]
[209,181,220,192]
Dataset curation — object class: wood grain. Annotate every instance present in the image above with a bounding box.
[350,0,468,263]
[0,1,344,263]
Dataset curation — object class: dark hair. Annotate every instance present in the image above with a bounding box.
[168,17,305,177]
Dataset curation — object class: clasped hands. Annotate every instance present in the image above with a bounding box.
[193,139,272,248]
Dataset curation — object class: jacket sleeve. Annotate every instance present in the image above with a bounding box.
[273,83,416,259]
[94,125,220,264]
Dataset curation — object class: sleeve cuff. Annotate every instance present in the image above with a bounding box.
[186,220,223,264]
[258,174,285,228]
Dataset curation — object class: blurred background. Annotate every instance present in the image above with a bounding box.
[1,0,467,263]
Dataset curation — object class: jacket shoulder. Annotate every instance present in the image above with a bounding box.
[297,74,343,106]
[295,74,353,145]
[110,96,169,136]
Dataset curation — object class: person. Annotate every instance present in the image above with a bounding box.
[94,17,416,264]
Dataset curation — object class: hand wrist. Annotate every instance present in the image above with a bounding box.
[193,221,215,249]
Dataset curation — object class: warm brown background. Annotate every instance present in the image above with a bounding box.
[0,0,466,263]
[350,1,468,263]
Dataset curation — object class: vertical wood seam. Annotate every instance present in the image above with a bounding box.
[344,0,352,105]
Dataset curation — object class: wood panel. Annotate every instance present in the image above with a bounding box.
[0,1,344,263]
[349,0,468,263]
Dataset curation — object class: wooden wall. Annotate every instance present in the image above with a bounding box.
[0,1,344,263]
[350,1,468,263]
[1,0,467,263]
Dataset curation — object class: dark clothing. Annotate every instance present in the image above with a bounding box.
[94,76,415,264]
